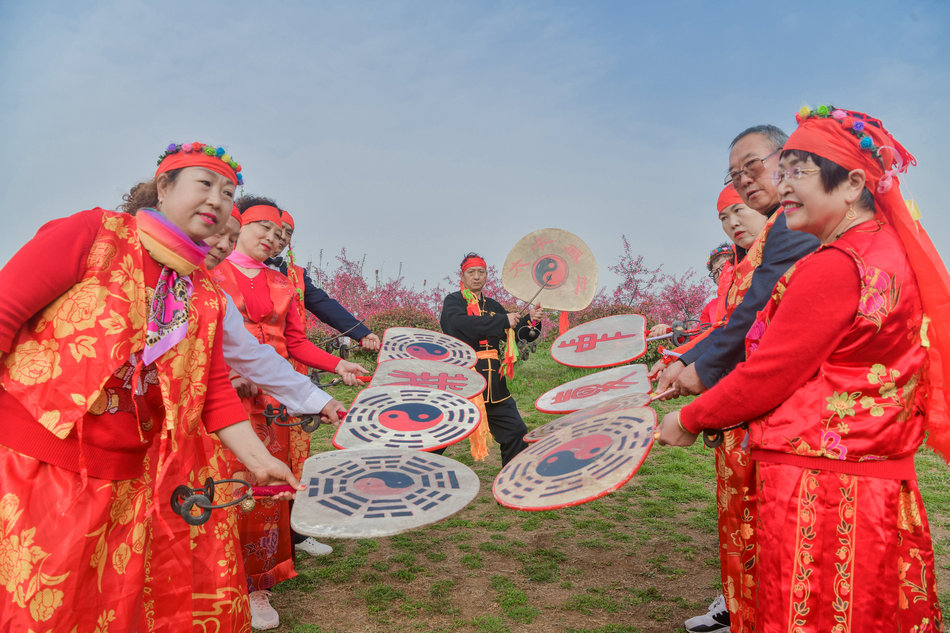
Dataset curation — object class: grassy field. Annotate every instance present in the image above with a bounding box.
[270,343,950,632]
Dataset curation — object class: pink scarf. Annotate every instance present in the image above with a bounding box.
[226,248,268,270]
[136,209,210,365]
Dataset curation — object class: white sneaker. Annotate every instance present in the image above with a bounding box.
[249,590,279,630]
[684,594,730,633]
[295,537,333,557]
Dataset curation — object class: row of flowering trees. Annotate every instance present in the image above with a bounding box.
[297,235,712,343]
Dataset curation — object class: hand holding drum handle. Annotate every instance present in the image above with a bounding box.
[170,478,302,526]
[263,402,354,432]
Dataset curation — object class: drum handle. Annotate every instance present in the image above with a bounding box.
[252,484,297,496]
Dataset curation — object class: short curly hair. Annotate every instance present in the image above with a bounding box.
[235,194,278,213]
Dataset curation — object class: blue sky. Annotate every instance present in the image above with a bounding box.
[2,0,948,298]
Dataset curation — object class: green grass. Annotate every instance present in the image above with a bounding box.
[518,548,566,582]
[488,575,539,623]
[363,583,408,613]
[564,588,622,614]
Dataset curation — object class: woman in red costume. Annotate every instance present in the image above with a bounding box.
[211,196,366,630]
[0,143,299,632]
[659,106,947,632]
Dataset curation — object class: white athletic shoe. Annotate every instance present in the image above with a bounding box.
[249,590,279,630]
[684,594,731,633]
[295,537,333,557]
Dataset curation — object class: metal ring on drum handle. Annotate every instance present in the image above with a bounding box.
[262,404,322,433]
[169,478,298,526]
[263,403,290,425]
[178,494,213,526]
[702,429,725,448]
[299,415,321,433]
[171,476,216,513]
[702,421,749,448]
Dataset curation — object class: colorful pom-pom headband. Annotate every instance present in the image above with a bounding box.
[795,105,913,193]
[156,142,244,186]
[707,244,734,267]
[796,105,883,161]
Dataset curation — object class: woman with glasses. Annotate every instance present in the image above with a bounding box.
[659,107,946,632]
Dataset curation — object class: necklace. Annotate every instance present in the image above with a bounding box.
[833,215,873,241]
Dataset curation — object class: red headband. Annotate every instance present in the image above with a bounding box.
[785,107,915,195]
[156,148,239,186]
[461,256,486,272]
[716,184,744,214]
[241,205,282,227]
[280,209,295,230]
[230,204,241,223]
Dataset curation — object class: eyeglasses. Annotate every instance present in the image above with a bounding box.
[723,146,783,186]
[771,166,821,186]
[707,264,726,280]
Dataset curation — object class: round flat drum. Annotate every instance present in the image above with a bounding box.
[493,408,657,510]
[551,314,647,368]
[524,392,652,443]
[333,386,481,451]
[378,327,476,368]
[291,448,480,538]
[369,359,486,399]
[501,228,598,312]
[535,364,650,414]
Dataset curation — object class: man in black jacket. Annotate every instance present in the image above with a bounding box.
[440,253,541,465]
[655,125,819,395]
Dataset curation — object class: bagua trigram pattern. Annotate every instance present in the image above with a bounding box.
[307,453,464,519]
[341,387,478,449]
[380,328,476,367]
[496,415,653,503]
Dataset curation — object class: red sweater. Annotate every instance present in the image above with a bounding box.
[680,247,860,432]
[0,210,246,479]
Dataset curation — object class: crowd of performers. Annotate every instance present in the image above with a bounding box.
[650,108,948,633]
[0,103,947,633]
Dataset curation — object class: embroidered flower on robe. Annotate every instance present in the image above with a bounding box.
[826,391,858,419]
[853,252,900,330]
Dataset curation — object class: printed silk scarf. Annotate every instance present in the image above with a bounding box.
[136,208,211,364]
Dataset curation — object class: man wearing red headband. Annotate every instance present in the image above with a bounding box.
[263,208,381,352]
[440,253,542,465]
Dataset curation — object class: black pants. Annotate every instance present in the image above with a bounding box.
[484,398,528,466]
[433,397,528,465]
